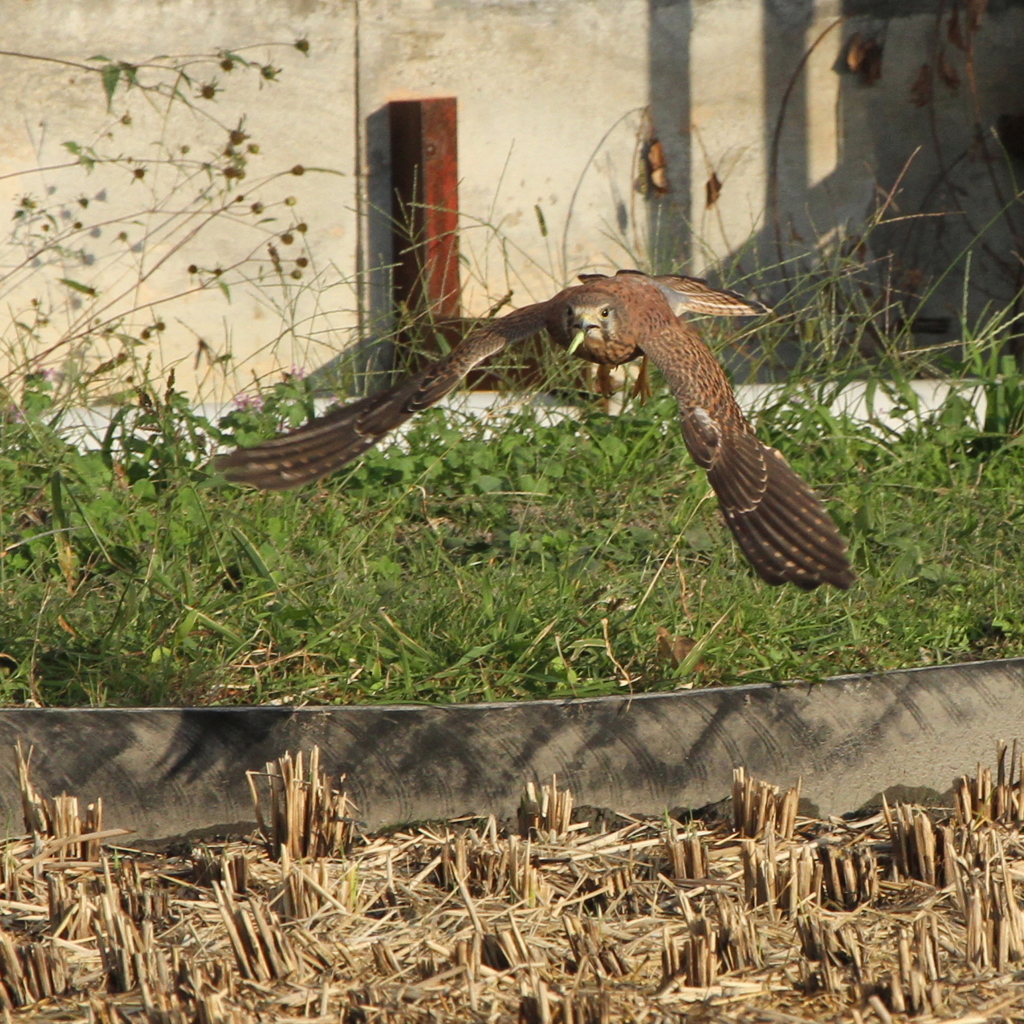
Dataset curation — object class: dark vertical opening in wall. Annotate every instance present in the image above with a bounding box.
[647,0,693,271]
[361,105,397,390]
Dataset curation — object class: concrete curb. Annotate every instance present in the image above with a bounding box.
[2,657,1022,844]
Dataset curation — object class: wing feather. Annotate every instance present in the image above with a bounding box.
[640,323,854,591]
[214,302,551,491]
[650,274,771,317]
[577,270,770,317]
[707,430,855,589]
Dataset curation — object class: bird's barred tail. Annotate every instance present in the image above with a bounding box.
[707,430,855,591]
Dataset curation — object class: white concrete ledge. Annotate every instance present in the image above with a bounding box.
[50,378,989,454]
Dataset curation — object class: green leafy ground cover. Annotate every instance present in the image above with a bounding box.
[2,352,1023,708]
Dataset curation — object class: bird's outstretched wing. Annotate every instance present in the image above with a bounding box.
[642,323,855,591]
[706,428,855,590]
[579,270,770,317]
[650,274,770,317]
[214,301,551,490]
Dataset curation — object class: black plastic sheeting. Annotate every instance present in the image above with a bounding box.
[1,657,1022,844]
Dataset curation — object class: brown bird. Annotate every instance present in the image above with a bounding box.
[216,270,855,590]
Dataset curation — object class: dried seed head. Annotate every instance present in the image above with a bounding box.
[187,264,198,275]
[201,83,217,100]
[284,196,297,206]
[220,57,234,72]
[290,269,302,280]
[296,222,308,233]
[296,257,308,268]
[229,129,247,146]
[290,165,305,176]
[295,39,310,53]
[280,232,294,245]
[133,167,145,180]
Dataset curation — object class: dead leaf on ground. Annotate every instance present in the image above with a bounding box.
[638,138,670,197]
[656,627,704,672]
[900,267,925,296]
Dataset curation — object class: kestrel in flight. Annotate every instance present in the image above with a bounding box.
[217,271,855,591]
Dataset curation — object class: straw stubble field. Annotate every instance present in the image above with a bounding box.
[3,746,1024,1023]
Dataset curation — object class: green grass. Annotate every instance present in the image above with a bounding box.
[2,344,1024,708]
[1,42,1022,707]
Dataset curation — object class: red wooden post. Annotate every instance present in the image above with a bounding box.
[388,97,461,322]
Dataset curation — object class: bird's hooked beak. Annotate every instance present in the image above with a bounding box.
[567,311,602,355]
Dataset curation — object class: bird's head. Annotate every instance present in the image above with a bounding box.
[560,293,641,365]
[566,299,617,351]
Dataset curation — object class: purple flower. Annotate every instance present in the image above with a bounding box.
[233,392,264,412]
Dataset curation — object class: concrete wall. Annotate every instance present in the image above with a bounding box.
[0,0,1022,401]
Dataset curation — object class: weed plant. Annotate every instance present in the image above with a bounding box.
[1,47,1024,707]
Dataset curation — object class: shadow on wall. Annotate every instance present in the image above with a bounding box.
[305,105,396,396]
[645,0,1023,367]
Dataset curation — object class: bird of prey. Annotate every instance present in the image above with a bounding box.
[216,270,855,590]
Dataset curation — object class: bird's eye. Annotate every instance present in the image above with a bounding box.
[600,307,611,319]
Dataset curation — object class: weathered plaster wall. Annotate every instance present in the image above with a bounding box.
[0,0,1022,399]
[0,0,362,401]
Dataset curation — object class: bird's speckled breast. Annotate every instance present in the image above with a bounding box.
[566,337,644,366]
